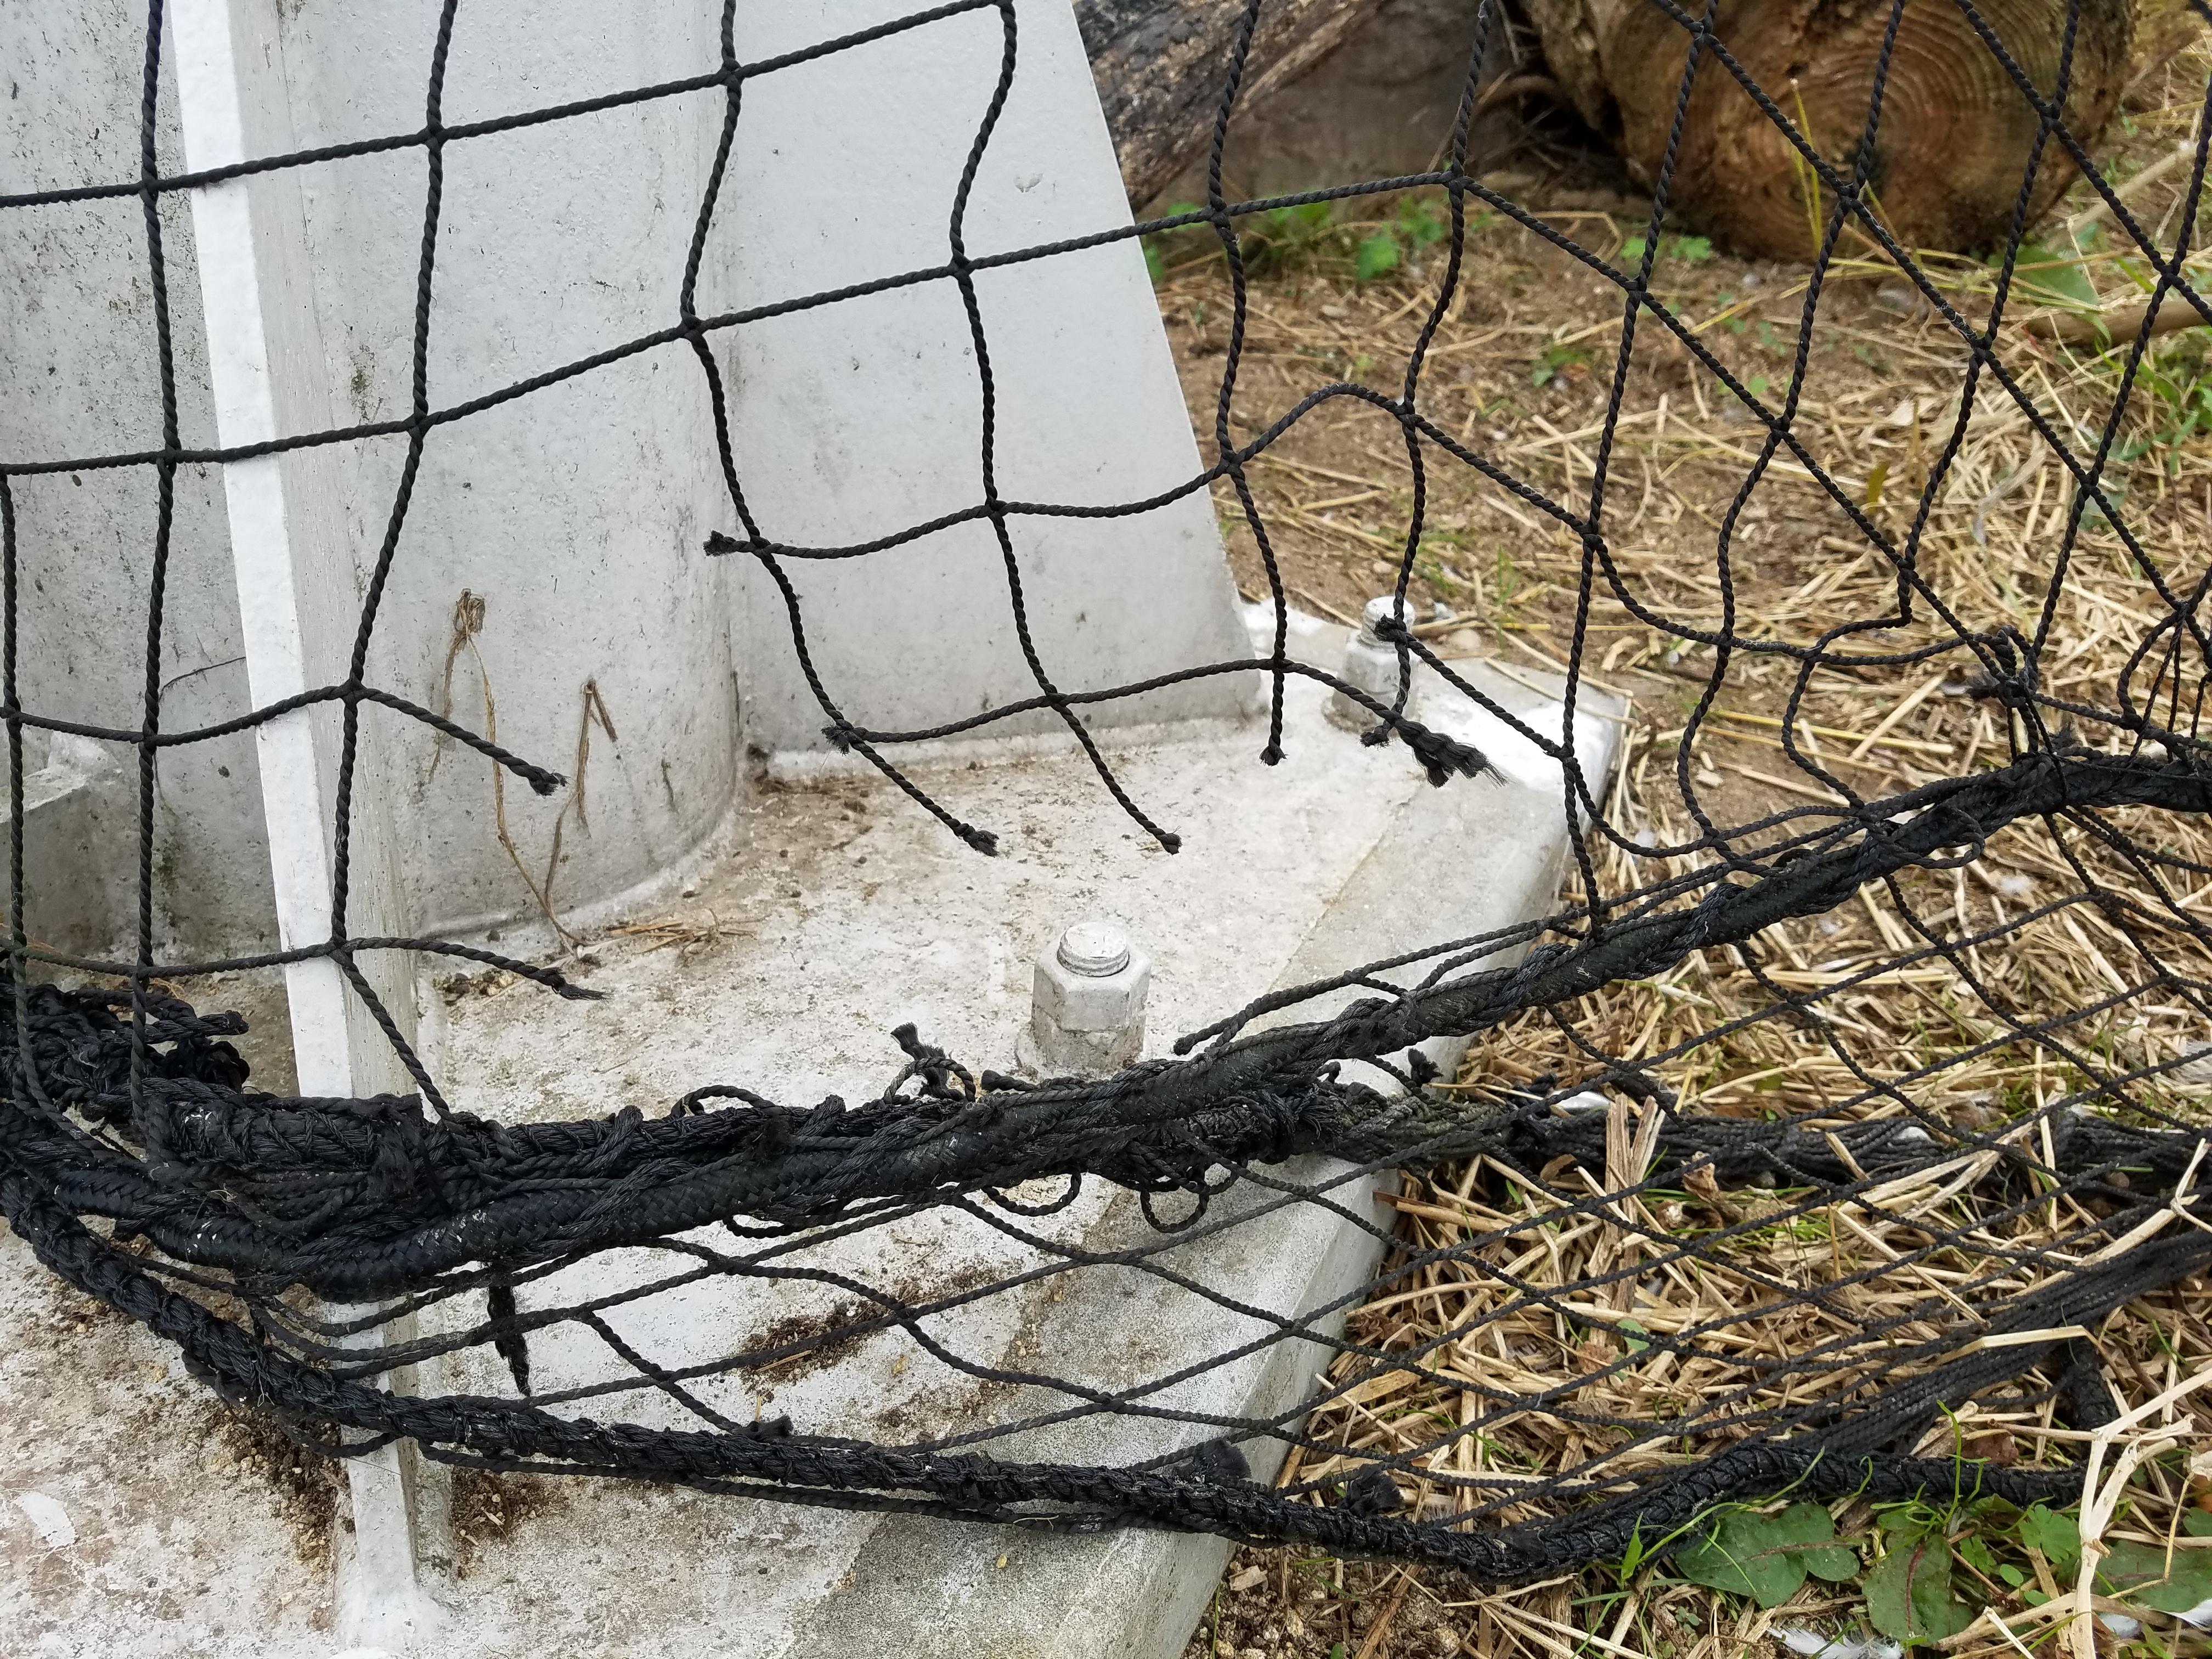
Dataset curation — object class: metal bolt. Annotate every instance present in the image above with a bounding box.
[1356,594,1395,645]
[1327,595,1413,730]
[1056,919,1131,977]
[1022,921,1150,1076]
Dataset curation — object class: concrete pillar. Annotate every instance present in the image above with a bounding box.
[0,3,275,962]
[7,0,1254,957]
[265,0,742,938]
[714,0,1254,754]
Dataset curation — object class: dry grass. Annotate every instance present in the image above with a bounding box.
[1171,26,2212,1659]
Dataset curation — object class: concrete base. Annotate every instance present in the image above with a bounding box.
[7,732,129,961]
[0,612,1621,1658]
[778,633,1621,1659]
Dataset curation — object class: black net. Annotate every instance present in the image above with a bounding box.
[8,0,2212,1603]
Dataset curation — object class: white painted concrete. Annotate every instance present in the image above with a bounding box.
[173,0,375,1110]
[0,612,1623,1655]
[3,735,130,956]
[5,0,1249,954]
[714,0,1253,753]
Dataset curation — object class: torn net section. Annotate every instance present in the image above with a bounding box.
[4,0,2212,1582]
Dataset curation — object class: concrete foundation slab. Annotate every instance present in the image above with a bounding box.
[2,616,1623,1658]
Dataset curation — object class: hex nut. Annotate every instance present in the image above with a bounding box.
[1327,596,1413,730]
[1030,921,1150,1074]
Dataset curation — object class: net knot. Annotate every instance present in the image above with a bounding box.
[1395,719,1494,788]
[888,1023,980,1102]
[1161,1437,1250,1488]
[1341,1464,1406,1516]
[1965,627,2039,710]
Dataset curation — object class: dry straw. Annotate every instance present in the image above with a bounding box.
[1172,20,2212,1657]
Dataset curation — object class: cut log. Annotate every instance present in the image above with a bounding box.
[1122,0,1522,210]
[1079,0,1404,210]
[1520,0,2136,258]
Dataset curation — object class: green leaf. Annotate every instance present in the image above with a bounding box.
[1618,1317,1651,1355]
[1356,232,1401,281]
[1677,1513,1809,1608]
[1799,1544,1863,1583]
[1675,1506,1852,1608]
[1673,234,1715,262]
[2186,1511,2212,1539]
[1997,1565,2027,1588]
[1398,198,1447,249]
[1866,1532,1973,1644]
[2006,239,2100,311]
[2097,1542,2212,1615]
[1530,343,1587,389]
[1620,235,1651,264]
[1959,1534,1998,1576]
[2019,1505,2081,1573]
[1144,241,1166,283]
[1746,376,1770,400]
[1773,1502,1859,1582]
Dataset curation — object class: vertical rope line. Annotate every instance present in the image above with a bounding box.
[129,0,185,1114]
[1205,0,1294,769]
[947,0,1183,850]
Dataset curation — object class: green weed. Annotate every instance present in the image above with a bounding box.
[1142,190,1476,286]
[2002,231,2103,312]
[2114,335,2212,478]
[1620,232,1716,266]
[1492,547,1524,616]
[1675,1502,1860,1608]
[1639,1438,2212,1651]
[1358,196,1453,280]
[1532,343,1589,387]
